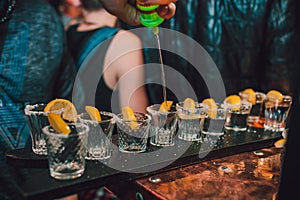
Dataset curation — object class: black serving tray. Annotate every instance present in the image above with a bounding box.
[2,127,282,200]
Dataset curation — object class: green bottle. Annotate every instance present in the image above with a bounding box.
[136,2,164,28]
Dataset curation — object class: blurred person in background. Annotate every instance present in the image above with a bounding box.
[0,0,76,166]
[47,0,83,29]
[59,0,83,29]
[66,0,149,114]
[0,0,76,199]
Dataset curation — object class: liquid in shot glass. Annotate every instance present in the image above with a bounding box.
[239,89,266,127]
[176,99,206,141]
[147,102,178,146]
[116,109,151,153]
[201,103,226,136]
[264,94,292,132]
[224,95,252,132]
[78,111,115,160]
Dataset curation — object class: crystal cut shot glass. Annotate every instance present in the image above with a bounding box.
[224,101,252,132]
[264,95,292,132]
[239,91,266,127]
[78,111,115,160]
[116,112,150,153]
[201,103,226,136]
[43,123,88,180]
[147,104,178,146]
[24,103,62,155]
[176,102,206,141]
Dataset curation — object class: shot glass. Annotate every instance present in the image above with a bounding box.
[43,123,88,180]
[24,103,62,155]
[264,95,292,132]
[147,104,178,146]
[176,102,206,141]
[116,112,150,153]
[78,111,115,160]
[224,101,252,131]
[201,103,226,136]
[239,91,266,126]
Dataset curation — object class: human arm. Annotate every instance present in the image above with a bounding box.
[104,30,149,113]
[98,0,177,26]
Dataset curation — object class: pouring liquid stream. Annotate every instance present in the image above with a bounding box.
[153,27,167,106]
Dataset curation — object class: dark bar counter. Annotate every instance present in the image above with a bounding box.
[1,127,283,200]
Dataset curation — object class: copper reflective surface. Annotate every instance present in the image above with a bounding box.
[137,147,282,200]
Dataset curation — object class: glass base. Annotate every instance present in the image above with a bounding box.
[119,145,146,153]
[32,147,47,156]
[224,126,247,132]
[85,154,111,160]
[50,168,85,180]
[150,130,175,146]
[178,133,202,141]
[86,148,111,160]
[150,141,175,147]
[264,125,285,132]
[247,116,260,123]
[201,130,224,136]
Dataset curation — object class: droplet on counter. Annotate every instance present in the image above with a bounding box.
[148,177,161,183]
[254,151,264,156]
[219,166,231,172]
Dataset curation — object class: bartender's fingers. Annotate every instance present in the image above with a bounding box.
[142,0,178,4]
[157,3,176,20]
[99,0,141,26]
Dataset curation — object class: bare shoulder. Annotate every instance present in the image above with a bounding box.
[111,29,142,49]
[104,28,144,76]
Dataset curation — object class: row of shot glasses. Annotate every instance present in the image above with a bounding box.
[24,89,292,180]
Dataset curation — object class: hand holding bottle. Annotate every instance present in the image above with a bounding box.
[98,0,177,26]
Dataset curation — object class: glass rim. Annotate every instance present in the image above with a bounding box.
[78,111,116,124]
[176,102,207,108]
[203,103,225,111]
[265,95,293,103]
[224,100,252,107]
[115,112,151,123]
[238,91,266,96]
[42,123,89,138]
[24,103,63,115]
[146,104,177,114]
[175,102,207,115]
